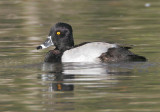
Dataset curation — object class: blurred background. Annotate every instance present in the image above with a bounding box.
[0,0,160,112]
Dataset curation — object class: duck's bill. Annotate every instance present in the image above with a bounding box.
[37,36,54,50]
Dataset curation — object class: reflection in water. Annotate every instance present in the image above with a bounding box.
[38,63,75,111]
[37,62,149,111]
[39,62,136,92]
[39,62,149,92]
[39,73,74,92]
[39,63,74,92]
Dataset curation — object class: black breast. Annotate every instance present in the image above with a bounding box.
[44,50,62,63]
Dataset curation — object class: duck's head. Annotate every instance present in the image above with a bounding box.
[37,22,74,52]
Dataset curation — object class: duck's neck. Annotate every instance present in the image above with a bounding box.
[58,46,73,52]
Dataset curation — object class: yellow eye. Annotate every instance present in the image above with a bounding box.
[56,31,61,35]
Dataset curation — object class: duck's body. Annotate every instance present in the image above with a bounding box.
[37,22,146,63]
[62,42,117,62]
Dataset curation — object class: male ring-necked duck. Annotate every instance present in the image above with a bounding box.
[37,22,147,63]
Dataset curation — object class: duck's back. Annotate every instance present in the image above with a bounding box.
[62,42,117,62]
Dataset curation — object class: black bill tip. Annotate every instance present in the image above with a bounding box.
[36,46,42,50]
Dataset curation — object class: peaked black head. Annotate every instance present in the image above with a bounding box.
[37,22,74,52]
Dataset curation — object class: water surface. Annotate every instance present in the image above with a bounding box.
[0,0,160,112]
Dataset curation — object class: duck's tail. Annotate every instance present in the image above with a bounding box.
[127,55,147,62]
[99,47,147,62]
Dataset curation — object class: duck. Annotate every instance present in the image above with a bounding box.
[36,22,147,63]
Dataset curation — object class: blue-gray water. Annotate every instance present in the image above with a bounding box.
[0,0,160,112]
